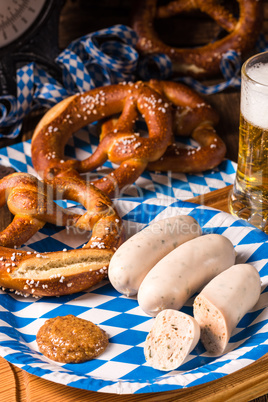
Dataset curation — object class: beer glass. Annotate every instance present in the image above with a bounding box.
[229,52,268,234]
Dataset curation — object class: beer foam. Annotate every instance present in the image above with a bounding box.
[241,62,268,129]
[247,62,268,85]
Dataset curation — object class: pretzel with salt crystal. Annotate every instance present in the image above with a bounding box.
[31,82,173,197]
[101,80,226,173]
[132,0,262,78]
[0,172,124,297]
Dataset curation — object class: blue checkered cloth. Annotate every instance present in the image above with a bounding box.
[0,25,140,138]
[1,24,267,139]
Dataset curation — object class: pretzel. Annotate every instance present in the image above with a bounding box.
[31,82,173,197]
[0,172,124,297]
[132,0,263,78]
[101,80,226,173]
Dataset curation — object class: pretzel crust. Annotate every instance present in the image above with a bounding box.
[147,80,226,172]
[132,0,263,78]
[101,80,226,173]
[0,173,124,297]
[31,82,173,197]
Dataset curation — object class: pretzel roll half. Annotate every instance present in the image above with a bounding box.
[0,172,124,297]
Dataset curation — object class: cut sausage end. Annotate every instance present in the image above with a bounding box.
[144,309,200,371]
[193,264,261,356]
[193,294,228,356]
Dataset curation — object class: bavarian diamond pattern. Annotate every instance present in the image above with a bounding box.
[0,131,267,394]
[0,126,236,202]
[56,49,94,92]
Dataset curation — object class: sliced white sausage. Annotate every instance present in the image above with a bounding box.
[193,263,261,356]
[108,215,201,296]
[144,309,200,371]
[138,233,236,316]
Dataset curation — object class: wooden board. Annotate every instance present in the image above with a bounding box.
[0,185,268,402]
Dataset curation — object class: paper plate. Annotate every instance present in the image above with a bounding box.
[0,131,267,394]
[0,199,267,394]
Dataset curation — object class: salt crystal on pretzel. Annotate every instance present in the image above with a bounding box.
[31,82,173,197]
[101,80,226,173]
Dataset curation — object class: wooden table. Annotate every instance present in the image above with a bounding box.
[0,1,268,400]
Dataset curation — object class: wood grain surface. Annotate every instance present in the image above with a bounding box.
[0,0,268,401]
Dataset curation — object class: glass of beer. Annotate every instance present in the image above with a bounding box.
[229,51,268,234]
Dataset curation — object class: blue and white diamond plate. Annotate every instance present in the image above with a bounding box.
[0,199,267,394]
[0,128,267,394]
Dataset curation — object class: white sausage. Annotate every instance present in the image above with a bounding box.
[193,263,261,356]
[138,234,236,316]
[144,309,200,371]
[108,215,201,296]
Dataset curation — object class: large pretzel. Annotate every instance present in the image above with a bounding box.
[31,82,173,197]
[132,0,263,78]
[101,80,226,173]
[0,172,124,297]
